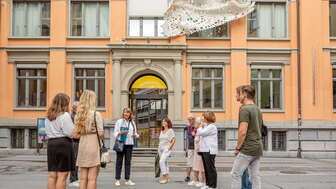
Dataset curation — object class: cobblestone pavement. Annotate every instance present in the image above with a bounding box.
[0,155,335,189]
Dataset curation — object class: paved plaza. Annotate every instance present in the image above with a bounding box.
[0,155,335,189]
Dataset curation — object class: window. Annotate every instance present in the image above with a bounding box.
[330,1,336,37]
[189,24,229,38]
[192,68,223,109]
[251,68,282,110]
[333,67,336,109]
[74,68,105,107]
[247,2,287,38]
[262,135,268,151]
[11,129,24,148]
[12,0,50,37]
[17,68,47,107]
[29,129,37,148]
[218,130,226,151]
[272,131,286,151]
[129,17,165,37]
[70,1,109,37]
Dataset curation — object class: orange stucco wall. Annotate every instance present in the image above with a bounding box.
[0,0,335,123]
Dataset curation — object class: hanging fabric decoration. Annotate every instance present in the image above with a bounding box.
[162,0,255,37]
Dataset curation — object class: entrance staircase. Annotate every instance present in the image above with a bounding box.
[132,148,158,157]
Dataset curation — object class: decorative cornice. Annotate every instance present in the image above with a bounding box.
[108,43,187,50]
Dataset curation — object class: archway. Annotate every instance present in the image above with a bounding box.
[129,75,168,148]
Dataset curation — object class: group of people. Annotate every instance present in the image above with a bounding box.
[45,84,263,189]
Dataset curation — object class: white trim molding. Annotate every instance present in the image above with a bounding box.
[247,53,290,65]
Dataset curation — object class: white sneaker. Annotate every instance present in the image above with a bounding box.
[188,181,195,186]
[115,180,121,186]
[69,181,80,187]
[200,186,209,189]
[125,180,136,186]
[195,182,204,187]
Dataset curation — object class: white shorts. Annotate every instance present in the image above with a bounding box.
[186,150,194,167]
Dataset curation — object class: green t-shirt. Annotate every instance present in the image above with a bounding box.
[239,104,263,157]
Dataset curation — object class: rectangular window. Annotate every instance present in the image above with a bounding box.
[272,131,286,151]
[247,2,287,38]
[218,130,226,151]
[330,2,336,37]
[12,0,50,37]
[70,1,109,37]
[333,67,336,109]
[189,24,229,38]
[29,129,37,148]
[17,68,47,108]
[129,17,165,37]
[11,129,24,148]
[74,68,105,107]
[192,67,223,109]
[251,68,282,110]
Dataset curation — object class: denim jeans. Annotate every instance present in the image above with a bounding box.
[242,168,252,189]
[231,153,261,189]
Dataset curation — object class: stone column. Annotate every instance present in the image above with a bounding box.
[121,90,129,110]
[24,128,29,149]
[174,59,183,121]
[168,91,174,119]
[112,59,121,120]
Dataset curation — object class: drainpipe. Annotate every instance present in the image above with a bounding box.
[296,0,303,158]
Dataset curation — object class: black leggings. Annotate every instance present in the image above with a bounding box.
[200,152,217,188]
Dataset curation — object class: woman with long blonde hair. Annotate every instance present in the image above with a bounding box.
[74,90,104,189]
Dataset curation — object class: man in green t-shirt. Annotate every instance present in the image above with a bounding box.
[231,85,263,189]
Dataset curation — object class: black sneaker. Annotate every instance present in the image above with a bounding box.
[184,176,190,182]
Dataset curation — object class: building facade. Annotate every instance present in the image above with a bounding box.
[0,0,335,158]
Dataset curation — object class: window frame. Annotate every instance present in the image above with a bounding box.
[247,1,289,40]
[333,65,336,112]
[11,128,25,149]
[271,131,287,151]
[190,65,225,111]
[68,0,110,38]
[127,17,166,38]
[187,23,230,40]
[10,0,51,38]
[250,65,284,112]
[73,64,106,109]
[15,64,47,110]
[218,129,226,151]
[29,128,38,149]
[330,0,336,39]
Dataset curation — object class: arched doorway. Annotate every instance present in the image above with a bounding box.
[129,75,168,148]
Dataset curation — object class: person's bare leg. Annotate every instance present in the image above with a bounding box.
[80,168,89,189]
[56,172,69,189]
[48,172,57,189]
[201,171,206,184]
[194,171,199,183]
[87,166,99,189]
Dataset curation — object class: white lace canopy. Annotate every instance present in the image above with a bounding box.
[162,0,255,37]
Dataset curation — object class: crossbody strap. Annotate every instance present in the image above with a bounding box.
[94,111,105,151]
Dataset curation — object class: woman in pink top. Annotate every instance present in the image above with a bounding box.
[192,117,206,187]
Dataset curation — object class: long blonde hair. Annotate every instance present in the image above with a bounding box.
[75,90,97,134]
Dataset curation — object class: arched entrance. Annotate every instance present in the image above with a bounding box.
[129,75,168,148]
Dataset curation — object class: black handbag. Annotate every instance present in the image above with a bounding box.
[113,120,131,152]
[94,111,110,168]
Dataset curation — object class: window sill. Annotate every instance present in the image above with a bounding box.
[331,37,336,41]
[67,37,110,40]
[96,107,106,112]
[125,37,170,40]
[261,109,285,113]
[247,38,290,41]
[191,108,225,112]
[187,37,230,41]
[13,107,47,111]
[8,37,50,40]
